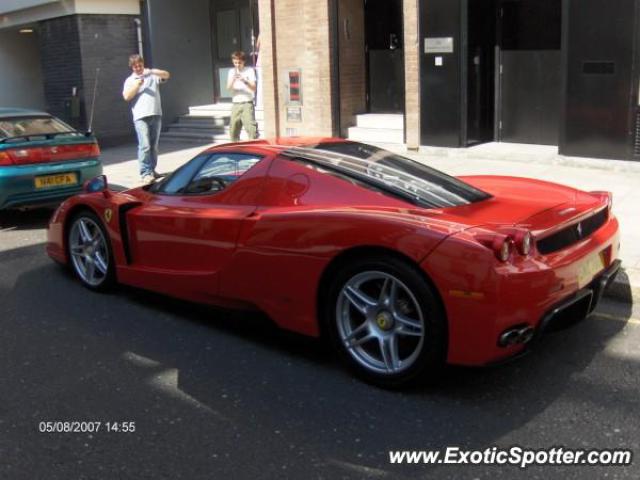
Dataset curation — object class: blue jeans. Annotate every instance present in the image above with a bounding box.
[134,115,162,177]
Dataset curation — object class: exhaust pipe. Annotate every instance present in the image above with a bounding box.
[498,325,535,347]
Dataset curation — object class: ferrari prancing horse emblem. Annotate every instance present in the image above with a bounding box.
[104,208,113,223]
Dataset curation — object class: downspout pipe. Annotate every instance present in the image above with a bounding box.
[134,18,143,56]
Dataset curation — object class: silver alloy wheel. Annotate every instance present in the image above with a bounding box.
[336,270,425,375]
[69,216,110,287]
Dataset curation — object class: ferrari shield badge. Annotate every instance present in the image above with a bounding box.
[104,208,113,223]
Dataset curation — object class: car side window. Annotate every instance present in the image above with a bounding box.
[158,154,211,194]
[182,154,262,195]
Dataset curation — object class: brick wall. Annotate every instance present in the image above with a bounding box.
[258,0,279,138]
[258,0,334,138]
[39,16,84,126]
[258,0,419,144]
[39,14,137,145]
[403,0,421,149]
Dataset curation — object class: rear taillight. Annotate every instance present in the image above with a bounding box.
[493,236,513,262]
[0,142,100,165]
[0,151,13,166]
[48,142,100,161]
[472,228,532,262]
[513,229,532,256]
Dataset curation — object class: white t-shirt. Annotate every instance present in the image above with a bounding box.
[122,71,165,121]
[227,66,256,103]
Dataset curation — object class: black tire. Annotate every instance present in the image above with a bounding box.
[66,210,115,291]
[323,255,446,388]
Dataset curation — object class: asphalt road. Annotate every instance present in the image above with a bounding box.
[1,208,639,480]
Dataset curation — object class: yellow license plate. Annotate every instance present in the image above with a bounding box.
[577,251,606,288]
[34,173,78,189]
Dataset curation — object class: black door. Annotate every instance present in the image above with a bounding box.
[465,0,496,146]
[365,0,405,113]
[562,0,638,160]
[211,0,258,101]
[497,0,562,145]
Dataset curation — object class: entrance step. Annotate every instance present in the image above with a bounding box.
[162,103,264,143]
[356,113,404,130]
[347,113,404,144]
[188,103,264,121]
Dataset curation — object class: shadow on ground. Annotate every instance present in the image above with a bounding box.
[0,207,54,231]
[1,242,637,479]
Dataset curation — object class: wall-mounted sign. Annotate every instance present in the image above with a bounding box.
[424,37,454,54]
[286,69,302,105]
[286,106,302,123]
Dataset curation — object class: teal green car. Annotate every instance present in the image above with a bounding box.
[0,108,102,209]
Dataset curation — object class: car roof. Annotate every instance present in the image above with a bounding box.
[0,108,51,119]
[202,137,349,155]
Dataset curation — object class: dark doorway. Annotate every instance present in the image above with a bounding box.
[562,0,638,160]
[497,0,562,145]
[210,0,258,102]
[465,0,496,146]
[365,0,405,113]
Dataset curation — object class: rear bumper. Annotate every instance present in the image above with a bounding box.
[486,259,622,367]
[534,258,621,337]
[0,159,102,209]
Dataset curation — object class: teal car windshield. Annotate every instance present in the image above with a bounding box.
[0,116,78,140]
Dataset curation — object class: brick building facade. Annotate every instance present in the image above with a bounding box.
[2,0,640,160]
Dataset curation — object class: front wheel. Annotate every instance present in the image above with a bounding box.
[67,210,115,291]
[324,256,446,388]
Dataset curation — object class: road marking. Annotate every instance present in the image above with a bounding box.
[594,312,640,325]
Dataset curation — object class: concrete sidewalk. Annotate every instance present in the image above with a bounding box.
[99,139,640,303]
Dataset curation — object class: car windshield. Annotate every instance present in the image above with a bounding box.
[282,141,491,208]
[0,116,78,140]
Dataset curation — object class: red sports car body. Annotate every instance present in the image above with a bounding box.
[47,138,620,387]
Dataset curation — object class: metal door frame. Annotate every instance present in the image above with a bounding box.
[210,0,259,102]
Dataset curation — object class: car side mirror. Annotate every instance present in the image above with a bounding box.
[83,175,110,197]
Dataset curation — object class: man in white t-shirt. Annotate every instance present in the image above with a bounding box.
[122,54,170,184]
[226,51,258,142]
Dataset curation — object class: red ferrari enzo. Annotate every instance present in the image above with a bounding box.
[47,138,620,387]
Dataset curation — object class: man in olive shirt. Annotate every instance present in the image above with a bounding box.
[226,51,258,142]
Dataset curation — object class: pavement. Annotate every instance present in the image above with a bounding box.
[99,139,640,304]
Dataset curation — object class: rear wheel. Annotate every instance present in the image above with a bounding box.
[67,210,115,290]
[324,256,446,388]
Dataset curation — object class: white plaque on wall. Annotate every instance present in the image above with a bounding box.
[424,37,454,54]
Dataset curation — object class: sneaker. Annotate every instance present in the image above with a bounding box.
[152,171,162,179]
[141,174,155,185]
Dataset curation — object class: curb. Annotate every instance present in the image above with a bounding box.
[415,145,640,174]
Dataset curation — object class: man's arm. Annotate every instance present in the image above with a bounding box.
[122,78,143,102]
[238,69,256,92]
[148,68,170,80]
[243,71,256,92]
[226,69,236,90]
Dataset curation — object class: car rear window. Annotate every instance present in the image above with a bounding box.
[282,141,492,208]
[0,116,77,140]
